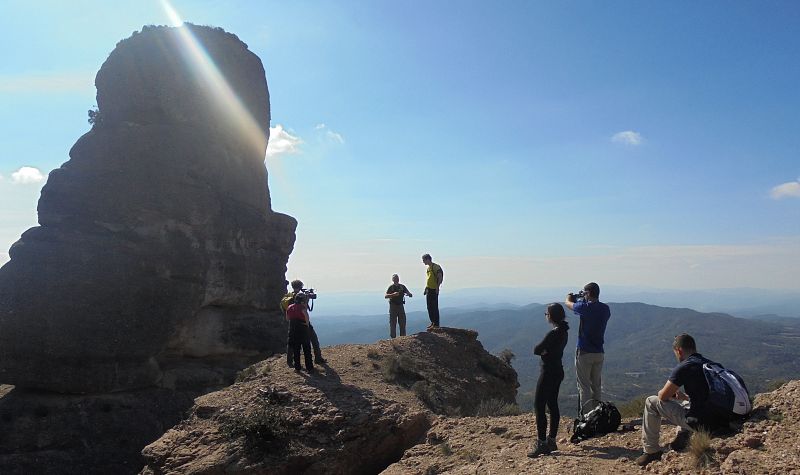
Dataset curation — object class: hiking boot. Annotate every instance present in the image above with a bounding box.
[669,430,691,452]
[527,439,551,458]
[546,437,558,453]
[635,451,663,467]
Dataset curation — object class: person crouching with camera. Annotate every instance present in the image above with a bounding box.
[286,292,314,373]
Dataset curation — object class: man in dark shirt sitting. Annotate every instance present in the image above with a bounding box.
[636,333,729,467]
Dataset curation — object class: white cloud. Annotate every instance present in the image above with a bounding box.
[770,179,800,200]
[266,124,302,159]
[314,123,345,144]
[611,130,644,146]
[0,72,93,93]
[11,167,45,184]
[326,130,345,144]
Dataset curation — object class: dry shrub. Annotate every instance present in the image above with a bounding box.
[498,348,515,365]
[439,441,453,456]
[617,394,648,418]
[220,405,286,446]
[381,355,402,382]
[475,398,521,417]
[689,429,715,468]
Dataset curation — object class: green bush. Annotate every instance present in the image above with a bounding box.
[220,406,286,444]
[475,398,521,417]
[87,106,103,128]
[617,394,648,419]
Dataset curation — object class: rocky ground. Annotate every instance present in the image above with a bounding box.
[141,327,518,474]
[385,384,800,474]
[141,328,800,474]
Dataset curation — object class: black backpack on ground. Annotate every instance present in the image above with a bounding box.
[570,401,622,443]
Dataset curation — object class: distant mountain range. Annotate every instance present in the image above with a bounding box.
[309,286,800,319]
[312,302,800,413]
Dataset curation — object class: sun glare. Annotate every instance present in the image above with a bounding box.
[160,0,184,27]
[158,0,269,162]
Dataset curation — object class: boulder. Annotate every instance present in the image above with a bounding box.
[0,24,295,394]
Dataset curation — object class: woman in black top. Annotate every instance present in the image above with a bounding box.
[528,303,569,458]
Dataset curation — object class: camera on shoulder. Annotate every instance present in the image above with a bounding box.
[300,288,317,300]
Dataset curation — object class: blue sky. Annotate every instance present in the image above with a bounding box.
[1,1,798,293]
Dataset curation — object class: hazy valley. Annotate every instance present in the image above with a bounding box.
[313,301,800,413]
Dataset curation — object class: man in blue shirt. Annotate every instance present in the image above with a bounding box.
[565,282,611,416]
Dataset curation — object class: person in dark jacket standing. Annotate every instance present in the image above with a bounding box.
[385,274,412,338]
[285,292,314,373]
[528,303,569,458]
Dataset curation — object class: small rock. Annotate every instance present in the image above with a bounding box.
[743,435,764,449]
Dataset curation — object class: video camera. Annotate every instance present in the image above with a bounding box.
[568,290,586,302]
[300,288,317,300]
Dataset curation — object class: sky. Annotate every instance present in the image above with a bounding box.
[1,1,798,296]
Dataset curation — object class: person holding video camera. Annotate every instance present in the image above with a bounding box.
[281,279,326,366]
[565,282,610,416]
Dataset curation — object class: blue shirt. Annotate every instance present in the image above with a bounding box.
[573,300,610,353]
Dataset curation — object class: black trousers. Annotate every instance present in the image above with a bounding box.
[287,323,323,365]
[426,288,440,326]
[288,320,313,371]
[534,366,564,440]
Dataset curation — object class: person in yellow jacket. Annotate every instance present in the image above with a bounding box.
[421,253,443,329]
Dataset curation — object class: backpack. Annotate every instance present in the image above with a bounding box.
[280,292,296,312]
[570,401,621,443]
[702,362,751,416]
[433,263,444,284]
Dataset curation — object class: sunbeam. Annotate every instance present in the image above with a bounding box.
[158,0,269,162]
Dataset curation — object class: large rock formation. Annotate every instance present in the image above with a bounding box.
[0,24,295,394]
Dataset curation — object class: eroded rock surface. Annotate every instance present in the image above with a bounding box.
[0,24,294,475]
[0,24,295,394]
[141,327,519,474]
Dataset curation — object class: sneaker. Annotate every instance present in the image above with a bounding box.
[669,430,691,452]
[527,439,551,458]
[635,451,663,467]
[546,437,558,453]
[315,358,327,365]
